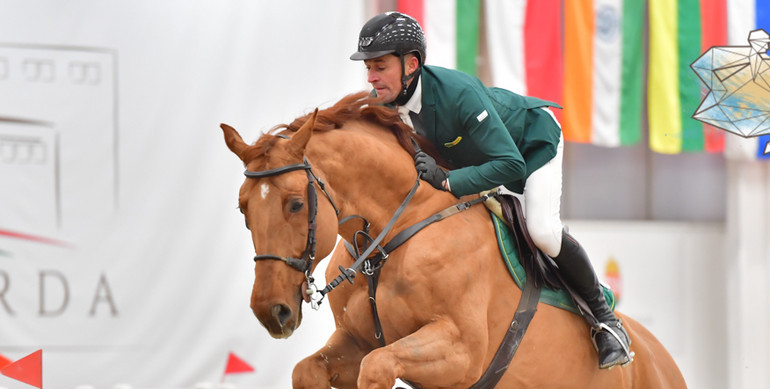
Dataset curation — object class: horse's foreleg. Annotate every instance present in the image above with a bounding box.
[357,318,479,389]
[292,328,369,389]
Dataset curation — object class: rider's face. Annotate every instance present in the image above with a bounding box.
[364,54,409,104]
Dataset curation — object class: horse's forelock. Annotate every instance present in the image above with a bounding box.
[241,132,283,167]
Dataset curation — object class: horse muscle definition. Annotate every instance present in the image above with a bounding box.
[221,92,687,389]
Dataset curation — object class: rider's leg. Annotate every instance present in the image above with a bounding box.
[552,230,633,369]
[523,129,632,369]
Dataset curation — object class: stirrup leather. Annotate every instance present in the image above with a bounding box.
[590,319,635,366]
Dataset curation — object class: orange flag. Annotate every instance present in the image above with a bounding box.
[1,349,42,389]
[224,352,254,375]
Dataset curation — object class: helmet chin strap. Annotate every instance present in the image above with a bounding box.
[394,55,421,106]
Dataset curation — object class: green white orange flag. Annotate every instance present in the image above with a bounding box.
[562,0,644,146]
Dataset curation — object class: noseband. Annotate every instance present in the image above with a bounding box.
[244,158,339,277]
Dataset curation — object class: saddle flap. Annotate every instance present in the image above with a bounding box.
[495,193,562,290]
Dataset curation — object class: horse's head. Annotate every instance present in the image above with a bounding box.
[220,110,339,338]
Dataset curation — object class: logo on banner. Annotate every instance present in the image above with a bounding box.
[0,44,120,351]
[691,29,770,155]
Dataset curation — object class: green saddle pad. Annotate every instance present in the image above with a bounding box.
[490,212,616,315]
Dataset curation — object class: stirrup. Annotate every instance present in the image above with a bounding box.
[590,320,635,367]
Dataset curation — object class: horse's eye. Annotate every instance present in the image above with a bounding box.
[289,199,304,213]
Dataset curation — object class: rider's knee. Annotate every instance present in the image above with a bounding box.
[526,221,562,257]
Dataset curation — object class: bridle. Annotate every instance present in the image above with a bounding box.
[243,149,423,310]
[244,157,339,287]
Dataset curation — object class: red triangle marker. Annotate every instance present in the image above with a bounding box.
[1,349,42,388]
[224,352,254,375]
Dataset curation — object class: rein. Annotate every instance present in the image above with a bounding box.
[316,175,422,301]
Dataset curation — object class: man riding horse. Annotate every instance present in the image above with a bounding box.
[350,11,632,370]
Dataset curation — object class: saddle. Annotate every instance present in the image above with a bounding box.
[484,192,607,328]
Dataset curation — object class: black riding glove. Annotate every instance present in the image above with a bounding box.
[414,151,448,191]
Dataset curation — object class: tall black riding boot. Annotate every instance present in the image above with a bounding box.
[552,230,634,369]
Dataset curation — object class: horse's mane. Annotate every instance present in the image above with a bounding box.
[243,91,448,166]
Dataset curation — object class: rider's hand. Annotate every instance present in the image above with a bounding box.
[414,151,448,191]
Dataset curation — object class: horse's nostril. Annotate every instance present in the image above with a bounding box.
[272,303,292,327]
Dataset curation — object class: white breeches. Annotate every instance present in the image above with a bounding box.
[523,132,564,257]
[503,108,565,257]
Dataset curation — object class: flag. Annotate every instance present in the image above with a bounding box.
[410,0,562,106]
[396,0,457,69]
[754,1,770,160]
[455,0,481,76]
[223,352,254,375]
[397,0,423,25]
[562,0,644,146]
[1,349,42,389]
[725,0,770,160]
[485,0,563,123]
[648,0,727,154]
[699,0,727,153]
[402,0,564,121]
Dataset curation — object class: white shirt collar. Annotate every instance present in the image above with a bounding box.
[402,76,422,114]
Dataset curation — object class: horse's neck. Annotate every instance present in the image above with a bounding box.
[306,127,444,238]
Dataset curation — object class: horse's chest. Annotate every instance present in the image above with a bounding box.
[335,277,425,346]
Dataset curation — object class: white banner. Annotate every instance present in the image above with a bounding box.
[0,1,366,388]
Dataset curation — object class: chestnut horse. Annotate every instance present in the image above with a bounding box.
[221,92,687,389]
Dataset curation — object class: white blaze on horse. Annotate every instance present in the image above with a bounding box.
[221,92,687,389]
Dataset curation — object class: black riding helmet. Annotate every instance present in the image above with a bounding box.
[351,12,426,103]
[350,12,426,63]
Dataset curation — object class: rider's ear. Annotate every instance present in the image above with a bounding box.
[289,108,318,152]
[221,123,249,161]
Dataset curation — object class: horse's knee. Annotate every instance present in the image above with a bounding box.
[358,350,402,389]
[292,356,331,389]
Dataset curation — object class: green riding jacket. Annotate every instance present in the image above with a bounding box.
[416,65,562,196]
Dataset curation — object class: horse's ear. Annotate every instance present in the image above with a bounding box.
[289,108,318,151]
[220,123,248,161]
